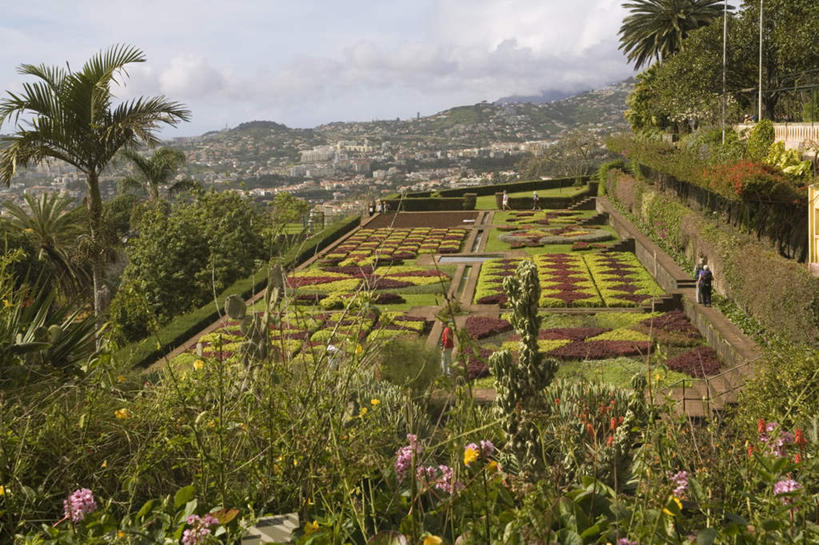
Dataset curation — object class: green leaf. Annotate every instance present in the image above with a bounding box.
[697,528,717,545]
[136,499,156,520]
[173,485,195,508]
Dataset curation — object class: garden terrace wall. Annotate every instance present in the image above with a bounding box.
[597,196,762,368]
[117,215,361,368]
[383,196,474,211]
[436,176,586,197]
[386,176,589,200]
[608,137,808,260]
[502,187,593,210]
[604,171,819,346]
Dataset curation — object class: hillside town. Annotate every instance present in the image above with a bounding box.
[0,80,632,218]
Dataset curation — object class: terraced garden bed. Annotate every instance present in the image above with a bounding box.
[463,310,719,389]
[474,252,663,308]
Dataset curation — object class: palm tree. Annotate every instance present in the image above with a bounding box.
[618,0,728,69]
[119,147,199,201]
[2,192,90,297]
[0,44,190,322]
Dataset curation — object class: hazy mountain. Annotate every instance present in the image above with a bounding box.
[494,88,584,105]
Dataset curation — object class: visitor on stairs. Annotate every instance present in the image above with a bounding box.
[694,257,705,303]
[697,265,713,307]
[532,191,539,210]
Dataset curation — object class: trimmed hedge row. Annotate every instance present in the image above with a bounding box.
[606,171,819,345]
[383,196,474,211]
[386,176,589,200]
[116,215,361,368]
[436,176,585,197]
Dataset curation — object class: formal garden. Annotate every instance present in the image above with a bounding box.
[2,10,819,541]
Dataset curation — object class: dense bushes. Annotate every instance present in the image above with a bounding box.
[113,214,360,368]
[607,134,809,259]
[605,170,819,345]
[109,192,266,342]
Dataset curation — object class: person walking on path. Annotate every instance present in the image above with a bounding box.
[532,191,539,210]
[441,323,455,375]
[694,258,705,303]
[501,190,510,210]
[697,265,713,306]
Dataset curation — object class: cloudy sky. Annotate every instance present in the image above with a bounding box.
[1,0,637,136]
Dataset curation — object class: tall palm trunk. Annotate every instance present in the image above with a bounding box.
[86,172,105,333]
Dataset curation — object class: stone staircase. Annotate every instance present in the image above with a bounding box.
[567,196,597,210]
[578,212,609,226]
[602,237,636,253]
[642,293,682,313]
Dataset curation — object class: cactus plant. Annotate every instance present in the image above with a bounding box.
[490,259,560,470]
[224,294,246,321]
[223,261,287,365]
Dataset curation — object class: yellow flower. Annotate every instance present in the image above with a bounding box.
[116,375,126,383]
[117,530,125,538]
[423,535,443,545]
[101,460,108,469]
[355,344,363,355]
[293,458,299,467]
[114,408,132,420]
[673,496,682,510]
[23,228,34,234]
[463,446,479,466]
[370,398,380,406]
[208,419,216,429]
[2,299,11,308]
[0,485,5,495]
[304,520,319,536]
[193,359,204,371]
[359,407,368,417]
[486,460,499,474]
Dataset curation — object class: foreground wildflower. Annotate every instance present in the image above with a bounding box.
[463,443,479,466]
[773,478,801,504]
[304,520,319,536]
[63,488,97,523]
[182,514,219,545]
[424,535,443,545]
[193,359,204,370]
[114,408,132,420]
[670,470,688,497]
[394,434,421,482]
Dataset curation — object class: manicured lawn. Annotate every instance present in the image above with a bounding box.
[475,186,587,210]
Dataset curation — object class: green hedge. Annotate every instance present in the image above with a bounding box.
[607,135,809,260]
[383,196,474,211]
[116,215,361,368]
[606,171,819,345]
[436,176,583,197]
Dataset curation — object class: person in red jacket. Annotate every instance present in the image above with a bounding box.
[441,323,455,375]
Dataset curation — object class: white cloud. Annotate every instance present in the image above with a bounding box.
[2,0,636,134]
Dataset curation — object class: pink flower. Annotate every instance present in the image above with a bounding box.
[394,434,422,482]
[670,470,689,497]
[479,439,495,458]
[773,478,801,504]
[182,514,219,545]
[63,488,97,523]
